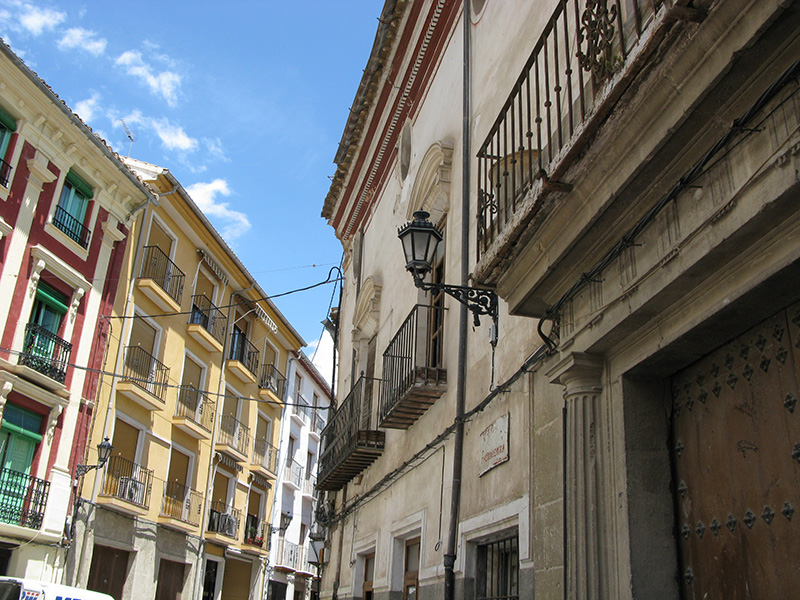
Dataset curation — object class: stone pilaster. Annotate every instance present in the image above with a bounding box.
[548,352,605,600]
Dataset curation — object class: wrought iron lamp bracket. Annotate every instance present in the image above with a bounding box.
[75,463,99,478]
[414,276,498,331]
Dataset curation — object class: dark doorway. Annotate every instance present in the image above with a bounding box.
[87,545,129,600]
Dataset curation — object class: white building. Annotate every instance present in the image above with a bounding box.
[269,351,329,600]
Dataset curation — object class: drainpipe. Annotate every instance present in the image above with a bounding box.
[444,2,471,599]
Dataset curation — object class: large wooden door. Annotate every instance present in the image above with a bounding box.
[671,303,800,599]
[155,559,185,600]
[87,545,129,599]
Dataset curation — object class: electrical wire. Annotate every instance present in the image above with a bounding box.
[105,268,344,322]
[0,344,332,411]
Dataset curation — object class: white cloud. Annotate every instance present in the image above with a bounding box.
[115,50,181,106]
[19,5,65,35]
[185,179,251,240]
[203,137,228,162]
[73,92,101,122]
[308,331,334,387]
[152,118,197,151]
[58,27,107,56]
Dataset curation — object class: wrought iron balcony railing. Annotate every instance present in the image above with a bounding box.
[477,0,665,258]
[18,323,72,384]
[303,473,317,496]
[229,329,259,377]
[160,481,202,526]
[101,455,153,508]
[317,375,385,491]
[284,459,303,488]
[0,468,50,530]
[207,501,240,539]
[259,364,286,399]
[175,387,215,432]
[139,245,185,305]
[276,538,299,570]
[122,345,169,402]
[252,437,279,474]
[218,414,251,457]
[244,514,268,548]
[0,158,11,187]
[313,412,326,435]
[380,304,447,428]
[189,294,227,344]
[293,394,312,424]
[52,204,91,248]
[297,545,315,575]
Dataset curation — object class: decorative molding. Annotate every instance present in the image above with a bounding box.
[29,245,92,296]
[46,405,63,442]
[101,217,126,247]
[352,276,382,338]
[0,217,12,241]
[407,141,454,223]
[70,288,85,322]
[29,259,46,297]
[0,381,12,422]
[0,371,68,409]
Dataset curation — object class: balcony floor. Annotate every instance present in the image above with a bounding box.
[381,367,446,429]
[317,430,385,491]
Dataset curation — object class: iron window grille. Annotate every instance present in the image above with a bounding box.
[477,536,519,600]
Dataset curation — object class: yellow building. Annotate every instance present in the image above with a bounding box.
[68,158,304,600]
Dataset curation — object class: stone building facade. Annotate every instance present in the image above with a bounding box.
[319,1,800,599]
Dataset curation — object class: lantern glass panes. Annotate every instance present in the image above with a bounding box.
[398,211,443,283]
[97,437,113,466]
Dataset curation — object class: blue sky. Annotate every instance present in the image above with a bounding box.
[0,1,380,381]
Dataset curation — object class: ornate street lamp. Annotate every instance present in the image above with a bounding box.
[75,437,113,477]
[398,211,498,337]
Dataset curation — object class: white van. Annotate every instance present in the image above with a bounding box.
[0,577,114,600]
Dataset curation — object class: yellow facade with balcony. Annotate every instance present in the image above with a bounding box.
[72,159,303,600]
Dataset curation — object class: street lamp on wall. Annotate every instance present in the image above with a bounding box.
[398,210,498,340]
[75,437,113,478]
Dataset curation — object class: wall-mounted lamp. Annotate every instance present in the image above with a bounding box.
[398,211,498,339]
[270,513,293,534]
[75,437,113,478]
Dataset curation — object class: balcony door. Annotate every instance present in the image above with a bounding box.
[245,488,264,543]
[361,336,377,430]
[128,317,158,388]
[0,405,42,526]
[165,447,191,520]
[191,269,216,329]
[25,283,68,367]
[147,219,175,290]
[180,356,204,417]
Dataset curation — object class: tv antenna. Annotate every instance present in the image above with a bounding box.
[121,119,136,157]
